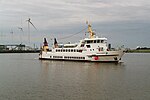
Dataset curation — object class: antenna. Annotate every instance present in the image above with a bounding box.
[86,21,95,39]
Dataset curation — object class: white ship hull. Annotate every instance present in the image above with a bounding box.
[39,50,125,62]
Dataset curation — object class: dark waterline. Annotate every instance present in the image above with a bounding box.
[0,53,150,100]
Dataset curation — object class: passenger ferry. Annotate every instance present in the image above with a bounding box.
[39,22,125,62]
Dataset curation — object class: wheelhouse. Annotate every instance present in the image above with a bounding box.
[84,38,107,44]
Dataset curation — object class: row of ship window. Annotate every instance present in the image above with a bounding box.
[47,47,104,52]
[50,56,85,59]
[64,56,85,59]
[55,49,82,52]
[85,40,106,44]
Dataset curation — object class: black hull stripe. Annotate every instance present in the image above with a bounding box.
[39,58,119,63]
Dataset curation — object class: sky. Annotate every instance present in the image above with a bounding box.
[0,0,150,48]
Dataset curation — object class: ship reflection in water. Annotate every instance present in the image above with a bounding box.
[40,60,126,100]
[0,53,150,100]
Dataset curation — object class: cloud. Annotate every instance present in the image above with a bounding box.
[1,0,150,25]
[0,0,150,47]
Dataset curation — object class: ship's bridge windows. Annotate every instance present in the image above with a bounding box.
[86,40,90,44]
[100,40,107,43]
[85,39,107,44]
[86,40,93,44]
[96,40,107,43]
[97,40,100,43]
[101,40,104,43]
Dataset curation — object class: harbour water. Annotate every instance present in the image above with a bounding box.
[0,53,150,100]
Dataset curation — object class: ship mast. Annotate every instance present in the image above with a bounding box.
[87,21,95,39]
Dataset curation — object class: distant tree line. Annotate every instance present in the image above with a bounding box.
[136,47,150,50]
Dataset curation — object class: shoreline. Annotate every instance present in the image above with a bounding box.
[126,49,150,53]
[0,50,40,53]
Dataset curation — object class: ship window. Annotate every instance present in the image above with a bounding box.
[86,45,91,48]
[81,44,84,47]
[63,49,65,52]
[98,47,104,51]
[97,40,100,43]
[81,57,84,59]
[68,49,70,52]
[77,49,82,52]
[87,41,90,44]
[49,49,52,52]
[101,40,104,43]
[87,40,93,44]
[71,49,73,52]
[65,56,69,59]
[53,56,63,58]
[46,49,49,51]
[94,40,96,43]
